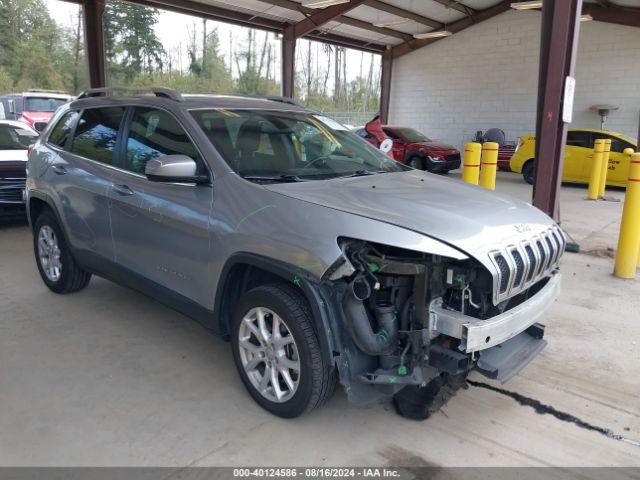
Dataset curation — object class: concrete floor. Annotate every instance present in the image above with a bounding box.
[0,172,639,467]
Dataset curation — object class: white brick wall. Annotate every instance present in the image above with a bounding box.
[389,9,640,150]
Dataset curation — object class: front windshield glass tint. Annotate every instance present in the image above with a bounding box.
[396,128,430,143]
[191,109,408,181]
[24,97,67,112]
[0,124,38,150]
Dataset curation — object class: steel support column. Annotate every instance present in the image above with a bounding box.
[281,32,295,99]
[83,0,107,88]
[379,50,392,124]
[533,0,583,220]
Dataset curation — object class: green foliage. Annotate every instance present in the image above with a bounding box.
[104,2,165,82]
[0,0,380,119]
[0,0,81,92]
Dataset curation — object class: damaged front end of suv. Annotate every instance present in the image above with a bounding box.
[322,230,563,419]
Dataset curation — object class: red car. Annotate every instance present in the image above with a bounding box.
[498,143,516,171]
[356,126,461,173]
[3,90,72,132]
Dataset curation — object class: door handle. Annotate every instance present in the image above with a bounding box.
[112,184,134,196]
[52,165,67,175]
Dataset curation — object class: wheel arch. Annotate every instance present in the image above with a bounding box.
[28,191,54,227]
[28,191,67,240]
[404,150,425,163]
[214,253,337,368]
[521,158,536,183]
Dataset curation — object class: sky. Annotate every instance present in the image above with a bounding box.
[45,0,381,86]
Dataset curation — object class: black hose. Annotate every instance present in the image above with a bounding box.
[343,278,398,356]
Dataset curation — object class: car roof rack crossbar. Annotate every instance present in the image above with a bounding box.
[77,87,184,102]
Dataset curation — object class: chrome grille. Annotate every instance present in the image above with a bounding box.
[490,227,565,304]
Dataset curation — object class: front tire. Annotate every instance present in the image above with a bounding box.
[522,160,535,185]
[408,156,424,170]
[231,284,335,418]
[33,211,91,294]
[393,372,468,420]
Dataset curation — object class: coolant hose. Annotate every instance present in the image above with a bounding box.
[343,278,398,356]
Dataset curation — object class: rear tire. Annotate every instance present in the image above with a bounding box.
[393,372,468,420]
[522,160,535,185]
[33,211,91,294]
[231,283,336,418]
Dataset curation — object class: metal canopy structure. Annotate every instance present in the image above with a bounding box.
[66,0,640,219]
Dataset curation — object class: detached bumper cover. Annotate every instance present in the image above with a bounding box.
[430,272,561,353]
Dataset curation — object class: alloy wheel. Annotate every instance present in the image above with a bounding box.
[238,307,300,403]
[37,225,62,282]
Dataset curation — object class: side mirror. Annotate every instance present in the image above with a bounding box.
[145,155,208,184]
[8,99,15,114]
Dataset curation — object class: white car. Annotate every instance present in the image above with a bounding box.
[0,120,39,218]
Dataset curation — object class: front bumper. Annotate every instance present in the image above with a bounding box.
[429,272,561,353]
[425,155,461,172]
[0,162,27,213]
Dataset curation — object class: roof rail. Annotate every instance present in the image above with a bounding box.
[76,87,184,102]
[26,88,69,94]
[265,96,302,107]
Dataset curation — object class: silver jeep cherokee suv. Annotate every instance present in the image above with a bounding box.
[27,87,563,419]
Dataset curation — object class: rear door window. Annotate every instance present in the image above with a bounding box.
[566,131,593,149]
[48,111,80,149]
[123,107,200,175]
[605,135,633,153]
[70,107,126,164]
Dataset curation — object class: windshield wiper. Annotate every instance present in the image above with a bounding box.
[342,170,387,178]
[243,174,306,183]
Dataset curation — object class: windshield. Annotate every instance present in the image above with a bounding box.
[24,97,67,113]
[395,128,430,143]
[191,109,408,181]
[0,124,38,150]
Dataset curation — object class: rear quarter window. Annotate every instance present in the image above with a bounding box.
[48,111,80,149]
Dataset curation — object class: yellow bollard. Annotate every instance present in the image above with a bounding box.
[628,149,640,268]
[462,142,481,185]
[587,139,605,200]
[479,142,499,190]
[614,153,640,279]
[598,138,612,198]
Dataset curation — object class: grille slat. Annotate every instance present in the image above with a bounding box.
[495,254,510,294]
[524,244,537,282]
[0,188,24,203]
[545,234,556,266]
[511,249,525,287]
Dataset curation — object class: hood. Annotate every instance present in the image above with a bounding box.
[409,142,458,156]
[264,170,555,264]
[20,112,52,124]
[0,150,28,162]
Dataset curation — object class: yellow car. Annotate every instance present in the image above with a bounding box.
[510,129,637,186]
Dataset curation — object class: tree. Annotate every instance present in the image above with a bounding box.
[233,30,279,96]
[104,2,165,81]
[0,0,75,91]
